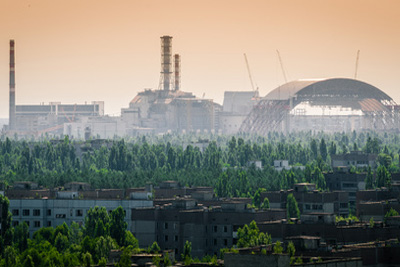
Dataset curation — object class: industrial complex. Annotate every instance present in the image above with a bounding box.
[3,37,400,138]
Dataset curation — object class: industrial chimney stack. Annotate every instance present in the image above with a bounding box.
[9,40,16,131]
[160,36,172,91]
[174,54,180,91]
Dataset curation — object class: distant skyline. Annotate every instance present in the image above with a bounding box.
[1,0,399,118]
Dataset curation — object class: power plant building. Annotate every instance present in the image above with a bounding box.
[15,102,104,135]
[219,91,259,134]
[121,36,217,134]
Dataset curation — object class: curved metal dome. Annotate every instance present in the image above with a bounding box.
[264,78,393,102]
[240,78,398,134]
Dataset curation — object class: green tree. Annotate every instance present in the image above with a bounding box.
[313,167,326,190]
[287,241,296,264]
[286,193,300,219]
[261,197,270,209]
[320,138,327,161]
[287,241,295,257]
[2,246,19,267]
[365,166,374,189]
[82,252,93,267]
[149,241,161,253]
[369,217,375,228]
[163,252,172,266]
[117,248,132,267]
[376,165,392,188]
[273,241,283,254]
[110,206,127,247]
[310,139,318,159]
[237,221,271,248]
[23,255,35,267]
[124,230,139,248]
[14,222,29,252]
[384,208,399,224]
[54,232,69,252]
[182,240,192,262]
[0,195,13,247]
[84,206,110,239]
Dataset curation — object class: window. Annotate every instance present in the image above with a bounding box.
[175,235,178,242]
[25,221,30,227]
[13,221,19,227]
[165,235,169,242]
[76,209,83,217]
[305,204,310,210]
[23,209,30,216]
[164,222,168,229]
[33,209,40,216]
[224,226,228,233]
[47,209,52,216]
[214,226,217,233]
[12,209,19,216]
[47,221,52,227]
[56,214,66,218]
[34,221,41,228]
[224,239,228,246]
[214,239,217,246]
[340,203,348,208]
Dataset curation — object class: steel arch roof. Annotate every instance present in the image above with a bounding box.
[264,78,393,102]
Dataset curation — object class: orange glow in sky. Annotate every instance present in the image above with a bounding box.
[1,0,399,118]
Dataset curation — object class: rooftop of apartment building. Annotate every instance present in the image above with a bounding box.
[3,181,152,200]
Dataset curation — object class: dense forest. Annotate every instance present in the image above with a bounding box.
[0,131,399,198]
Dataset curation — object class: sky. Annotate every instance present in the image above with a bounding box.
[0,0,399,118]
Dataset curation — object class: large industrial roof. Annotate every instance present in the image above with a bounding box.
[264,78,393,103]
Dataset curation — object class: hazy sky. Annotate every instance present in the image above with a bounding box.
[1,0,399,118]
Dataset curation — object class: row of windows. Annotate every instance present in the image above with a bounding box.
[12,209,85,218]
[12,220,50,228]
[304,204,323,210]
[11,208,127,218]
[163,223,229,233]
[162,235,229,247]
[12,209,51,217]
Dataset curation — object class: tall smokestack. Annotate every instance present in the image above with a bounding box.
[174,54,180,91]
[9,40,16,130]
[160,36,172,91]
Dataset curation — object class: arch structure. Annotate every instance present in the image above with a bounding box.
[240,78,399,134]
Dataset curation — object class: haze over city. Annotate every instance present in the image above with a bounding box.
[0,0,399,119]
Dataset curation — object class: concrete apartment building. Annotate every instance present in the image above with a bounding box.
[261,183,350,217]
[331,151,377,169]
[6,182,153,236]
[131,198,286,258]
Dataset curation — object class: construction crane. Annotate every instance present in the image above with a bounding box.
[276,50,288,84]
[243,53,258,92]
[354,50,360,79]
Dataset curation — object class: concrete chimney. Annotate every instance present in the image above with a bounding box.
[174,54,180,91]
[9,40,16,130]
[160,36,172,91]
